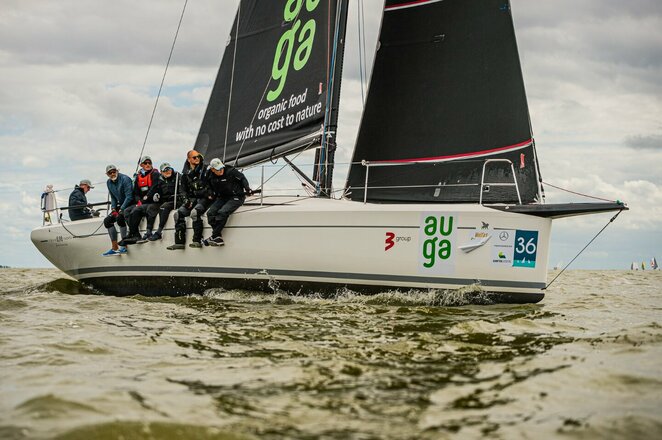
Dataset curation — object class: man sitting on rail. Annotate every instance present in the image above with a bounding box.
[102,165,134,256]
[68,179,98,221]
[147,162,181,242]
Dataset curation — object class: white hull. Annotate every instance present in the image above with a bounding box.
[31,197,551,302]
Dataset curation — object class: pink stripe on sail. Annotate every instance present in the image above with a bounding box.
[385,0,444,12]
[371,139,534,164]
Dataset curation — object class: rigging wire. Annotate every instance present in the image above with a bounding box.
[357,0,366,105]
[544,210,624,290]
[134,0,189,175]
[542,181,617,203]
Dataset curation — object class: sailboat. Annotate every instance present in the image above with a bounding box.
[31,0,626,303]
[652,257,659,270]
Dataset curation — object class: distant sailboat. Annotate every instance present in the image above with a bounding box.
[630,262,638,271]
[652,257,659,270]
[641,261,646,271]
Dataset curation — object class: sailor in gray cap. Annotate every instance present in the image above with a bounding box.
[68,179,97,221]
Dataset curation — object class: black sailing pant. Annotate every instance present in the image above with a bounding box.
[128,203,160,236]
[207,196,244,237]
[155,201,175,232]
[174,198,212,244]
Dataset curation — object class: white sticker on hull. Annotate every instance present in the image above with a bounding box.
[419,213,457,275]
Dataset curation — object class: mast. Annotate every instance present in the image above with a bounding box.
[314,0,349,197]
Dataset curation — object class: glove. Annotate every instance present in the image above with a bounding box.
[142,195,148,201]
[185,200,193,209]
[111,210,119,218]
[246,188,254,196]
[153,193,160,203]
[137,200,143,207]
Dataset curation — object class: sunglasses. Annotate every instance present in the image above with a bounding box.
[191,155,201,160]
[142,161,152,165]
[106,170,117,175]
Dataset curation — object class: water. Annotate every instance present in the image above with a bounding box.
[1,269,661,439]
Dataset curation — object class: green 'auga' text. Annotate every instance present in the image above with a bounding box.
[267,0,320,102]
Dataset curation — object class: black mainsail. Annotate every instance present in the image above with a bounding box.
[196,0,347,169]
[346,0,542,204]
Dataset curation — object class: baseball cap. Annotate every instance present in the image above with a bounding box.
[105,164,118,173]
[159,162,173,172]
[140,155,152,164]
[209,158,224,170]
[79,179,94,189]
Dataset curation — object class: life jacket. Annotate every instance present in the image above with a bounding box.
[137,170,154,194]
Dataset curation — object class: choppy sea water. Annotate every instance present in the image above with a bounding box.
[0,269,661,440]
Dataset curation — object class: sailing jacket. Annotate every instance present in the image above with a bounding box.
[155,171,182,204]
[107,173,134,211]
[68,186,92,221]
[133,168,160,204]
[207,166,251,200]
[181,161,208,203]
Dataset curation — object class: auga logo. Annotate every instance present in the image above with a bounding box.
[268,0,320,102]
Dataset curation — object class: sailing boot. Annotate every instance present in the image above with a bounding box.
[167,228,186,250]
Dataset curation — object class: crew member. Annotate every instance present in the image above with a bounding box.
[103,165,134,256]
[203,158,252,246]
[68,179,98,221]
[122,155,160,244]
[167,150,209,250]
[148,162,181,241]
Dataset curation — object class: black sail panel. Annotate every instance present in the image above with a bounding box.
[346,0,541,203]
[197,0,343,167]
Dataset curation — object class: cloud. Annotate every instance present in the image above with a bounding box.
[624,134,662,150]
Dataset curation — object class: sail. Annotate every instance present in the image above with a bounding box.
[345,0,541,203]
[196,0,346,167]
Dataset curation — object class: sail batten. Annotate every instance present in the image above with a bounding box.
[346,0,541,203]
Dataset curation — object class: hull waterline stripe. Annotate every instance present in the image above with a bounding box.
[66,266,546,290]
[385,0,443,11]
[372,139,533,164]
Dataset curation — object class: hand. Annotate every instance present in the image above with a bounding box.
[142,195,148,201]
[111,210,119,218]
[137,200,143,207]
[153,193,160,203]
[246,189,254,196]
[92,210,100,217]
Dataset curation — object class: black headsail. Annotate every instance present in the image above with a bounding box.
[196,0,348,169]
[346,0,542,204]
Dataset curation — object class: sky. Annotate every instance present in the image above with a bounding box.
[0,0,660,270]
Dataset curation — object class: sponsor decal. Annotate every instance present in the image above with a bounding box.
[268,0,320,102]
[459,221,492,253]
[513,230,538,268]
[491,229,539,268]
[419,213,456,275]
[385,232,412,251]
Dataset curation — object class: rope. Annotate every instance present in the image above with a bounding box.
[542,181,616,203]
[544,210,624,290]
[134,0,188,175]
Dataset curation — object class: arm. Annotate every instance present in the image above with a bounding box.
[143,170,161,201]
[120,175,134,211]
[107,181,118,209]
